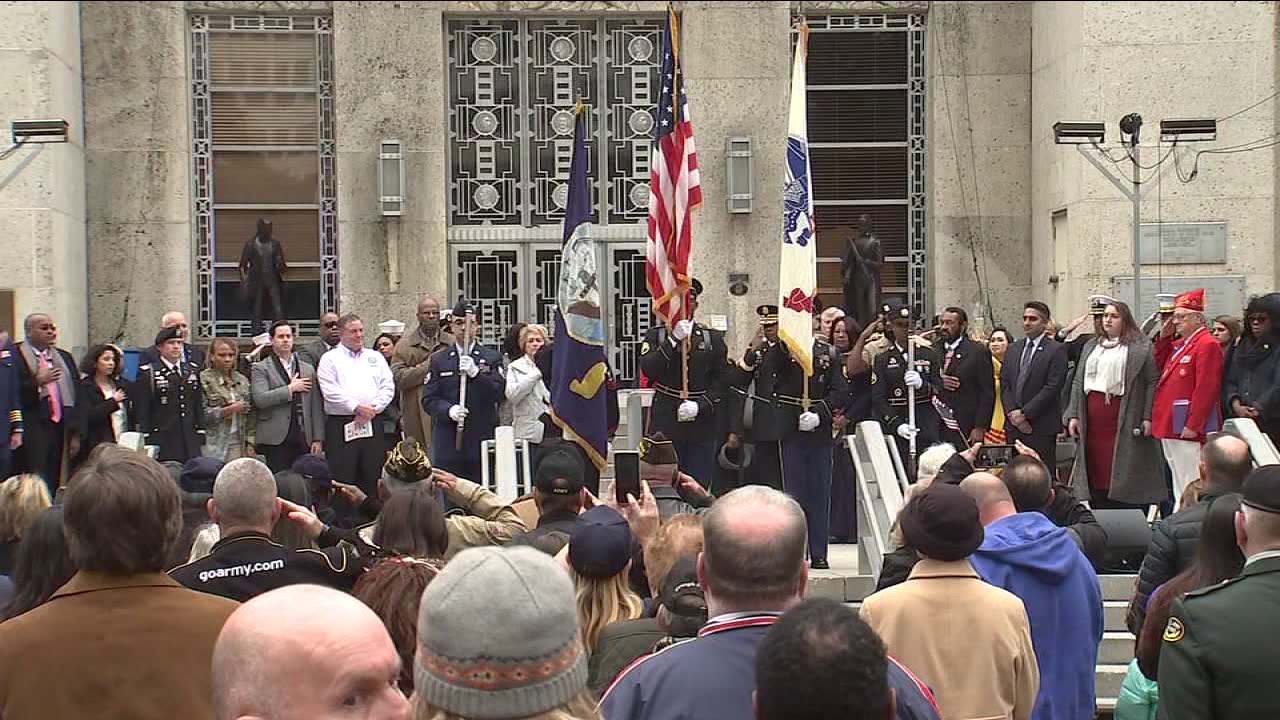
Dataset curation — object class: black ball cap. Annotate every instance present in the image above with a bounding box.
[882,299,911,320]
[689,278,703,298]
[1242,465,1280,514]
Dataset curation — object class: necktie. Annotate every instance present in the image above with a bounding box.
[40,352,62,423]
[1016,340,1035,399]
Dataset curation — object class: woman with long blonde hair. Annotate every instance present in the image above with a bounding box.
[567,506,644,654]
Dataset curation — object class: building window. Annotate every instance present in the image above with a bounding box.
[802,13,927,320]
[445,16,661,382]
[190,14,337,340]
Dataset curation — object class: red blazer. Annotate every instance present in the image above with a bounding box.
[1152,327,1224,441]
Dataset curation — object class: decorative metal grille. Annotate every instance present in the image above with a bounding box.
[446,16,661,225]
[453,247,522,349]
[446,16,660,384]
[610,247,652,383]
[190,13,337,340]
[800,12,928,320]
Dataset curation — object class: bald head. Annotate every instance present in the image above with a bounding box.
[700,486,807,615]
[960,472,1017,526]
[1201,433,1252,492]
[211,458,278,532]
[213,585,407,720]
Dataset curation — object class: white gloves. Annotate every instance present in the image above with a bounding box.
[677,400,699,422]
[903,370,923,389]
[798,411,820,432]
[896,423,919,440]
[449,405,469,423]
[458,354,479,378]
[672,320,694,342]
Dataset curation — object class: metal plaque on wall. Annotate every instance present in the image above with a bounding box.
[1112,274,1246,319]
[1138,222,1227,265]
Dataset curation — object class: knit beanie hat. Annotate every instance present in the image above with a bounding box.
[416,546,586,719]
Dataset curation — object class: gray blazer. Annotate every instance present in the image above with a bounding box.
[251,354,324,446]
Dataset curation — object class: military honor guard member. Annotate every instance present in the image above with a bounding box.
[1158,466,1280,719]
[767,328,850,569]
[421,298,504,484]
[936,306,996,445]
[134,325,206,463]
[725,305,786,491]
[871,301,943,469]
[315,313,396,495]
[1152,288,1224,505]
[639,278,729,487]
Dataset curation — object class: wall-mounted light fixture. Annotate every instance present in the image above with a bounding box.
[726,136,753,214]
[379,139,404,216]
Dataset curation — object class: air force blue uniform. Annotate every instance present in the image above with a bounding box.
[421,342,504,482]
[0,341,23,480]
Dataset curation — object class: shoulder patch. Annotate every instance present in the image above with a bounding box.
[1163,616,1184,643]
[640,341,650,355]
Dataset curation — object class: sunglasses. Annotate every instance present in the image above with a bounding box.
[323,321,339,328]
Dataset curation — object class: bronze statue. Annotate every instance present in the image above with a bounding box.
[842,213,883,329]
[239,218,286,334]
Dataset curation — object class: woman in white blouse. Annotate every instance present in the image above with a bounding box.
[1065,299,1165,508]
[505,323,550,450]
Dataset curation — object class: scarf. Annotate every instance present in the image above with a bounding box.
[19,342,75,409]
[1084,339,1128,401]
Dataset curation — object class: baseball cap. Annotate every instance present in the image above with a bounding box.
[568,506,632,579]
[534,448,585,496]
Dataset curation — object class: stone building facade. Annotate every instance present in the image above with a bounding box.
[0,0,1275,375]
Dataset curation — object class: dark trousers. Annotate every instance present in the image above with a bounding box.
[1006,426,1057,471]
[19,417,65,496]
[257,429,308,474]
[782,433,833,563]
[673,438,716,489]
[325,415,385,495]
[250,283,284,335]
[747,441,784,491]
[829,442,857,542]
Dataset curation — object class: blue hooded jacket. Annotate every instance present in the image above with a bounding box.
[970,512,1104,720]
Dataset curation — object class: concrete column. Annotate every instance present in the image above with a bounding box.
[82,1,190,347]
[0,0,88,349]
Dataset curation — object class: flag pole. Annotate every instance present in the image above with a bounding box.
[671,3,691,402]
[455,314,470,452]
[907,325,917,473]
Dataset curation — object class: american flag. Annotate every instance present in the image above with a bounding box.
[645,8,702,328]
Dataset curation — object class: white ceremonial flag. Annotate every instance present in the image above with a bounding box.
[778,24,816,377]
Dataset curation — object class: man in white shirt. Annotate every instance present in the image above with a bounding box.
[316,314,395,494]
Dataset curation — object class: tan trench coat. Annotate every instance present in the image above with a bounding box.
[0,571,238,720]
[860,558,1040,720]
[390,328,448,451]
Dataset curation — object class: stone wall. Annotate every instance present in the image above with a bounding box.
[1031,1,1279,321]
[927,0,1032,331]
[82,1,190,347]
[0,1,87,348]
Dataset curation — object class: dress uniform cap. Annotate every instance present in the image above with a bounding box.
[756,304,779,326]
[1241,465,1280,514]
[155,325,183,346]
[882,299,912,321]
[383,438,433,484]
[1156,293,1178,314]
[568,506,633,579]
[688,277,704,298]
[451,296,475,318]
[1088,294,1116,316]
